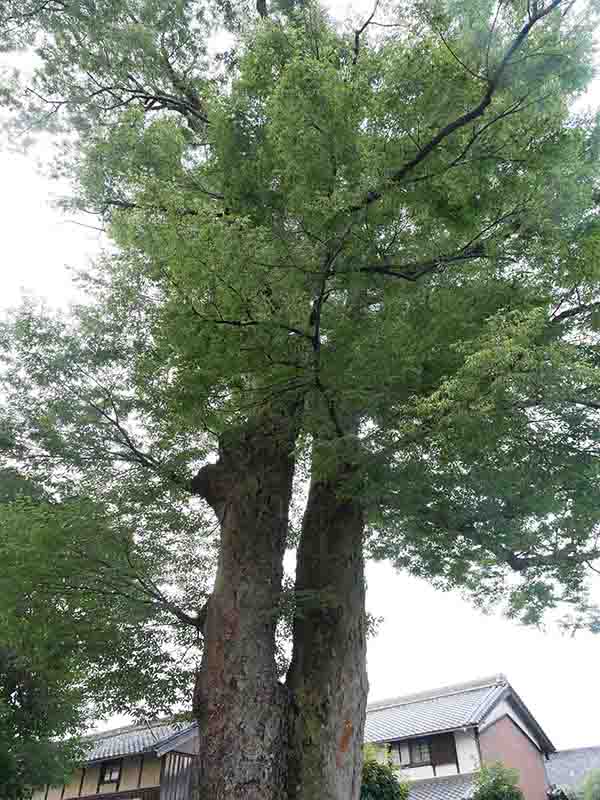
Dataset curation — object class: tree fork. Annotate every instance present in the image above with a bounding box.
[286,468,368,800]
[191,404,301,800]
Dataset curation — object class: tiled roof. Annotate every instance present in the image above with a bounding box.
[365,676,507,743]
[83,720,193,763]
[546,747,600,789]
[408,773,475,800]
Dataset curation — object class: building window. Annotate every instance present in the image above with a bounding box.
[410,738,432,766]
[100,761,121,784]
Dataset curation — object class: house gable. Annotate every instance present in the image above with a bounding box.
[32,721,196,800]
[479,713,549,800]
[478,686,554,755]
[34,756,164,800]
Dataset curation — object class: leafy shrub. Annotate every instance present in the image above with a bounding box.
[361,757,410,800]
[472,763,524,800]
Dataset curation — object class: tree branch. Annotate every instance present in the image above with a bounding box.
[360,243,486,281]
[551,301,600,323]
[349,0,566,213]
[353,0,380,65]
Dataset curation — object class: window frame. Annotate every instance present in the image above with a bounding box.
[99,760,122,785]
[409,737,433,767]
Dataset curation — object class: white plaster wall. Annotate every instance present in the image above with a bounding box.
[455,730,481,773]
[399,742,411,766]
[401,764,435,780]
[372,745,389,765]
[390,744,402,767]
[436,763,459,777]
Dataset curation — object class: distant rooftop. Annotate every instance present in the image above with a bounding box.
[365,675,508,744]
[82,674,560,768]
[408,773,475,800]
[367,676,508,713]
[83,719,193,763]
[547,746,600,789]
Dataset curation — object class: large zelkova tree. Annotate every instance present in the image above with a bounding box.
[2,0,600,798]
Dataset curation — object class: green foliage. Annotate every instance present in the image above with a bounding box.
[583,769,600,800]
[0,470,203,796]
[1,0,598,628]
[0,644,84,800]
[473,763,524,800]
[0,472,84,799]
[361,755,409,800]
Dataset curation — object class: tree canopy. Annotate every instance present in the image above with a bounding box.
[2,0,600,622]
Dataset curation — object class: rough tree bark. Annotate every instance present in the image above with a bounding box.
[286,468,369,800]
[190,406,300,800]
[189,410,368,800]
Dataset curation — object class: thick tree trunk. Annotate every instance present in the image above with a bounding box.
[191,408,300,800]
[286,471,368,800]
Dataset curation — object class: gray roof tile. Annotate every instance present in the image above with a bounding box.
[365,677,507,743]
[408,773,475,800]
[82,675,543,771]
[546,747,600,789]
[84,721,192,763]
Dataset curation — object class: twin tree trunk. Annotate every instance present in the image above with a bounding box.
[287,473,368,800]
[192,410,368,800]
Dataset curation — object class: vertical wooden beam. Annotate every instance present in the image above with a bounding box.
[159,755,165,800]
[137,755,145,789]
[78,768,86,797]
[453,734,460,773]
[115,759,123,793]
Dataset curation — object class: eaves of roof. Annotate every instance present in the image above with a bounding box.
[408,772,476,800]
[365,677,507,744]
[154,723,197,757]
[83,720,194,764]
[479,685,555,754]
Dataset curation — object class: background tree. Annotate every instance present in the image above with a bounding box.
[0,471,85,800]
[2,1,600,799]
[0,462,204,797]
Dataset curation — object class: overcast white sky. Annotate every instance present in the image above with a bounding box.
[1,0,600,753]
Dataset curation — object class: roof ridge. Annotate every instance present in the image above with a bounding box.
[367,675,507,712]
[465,681,508,726]
[409,772,476,786]
[551,745,600,755]
[83,717,182,741]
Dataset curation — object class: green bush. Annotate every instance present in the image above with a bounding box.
[361,758,410,800]
[472,764,524,800]
[583,769,600,800]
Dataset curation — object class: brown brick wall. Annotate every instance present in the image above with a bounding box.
[479,715,548,800]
